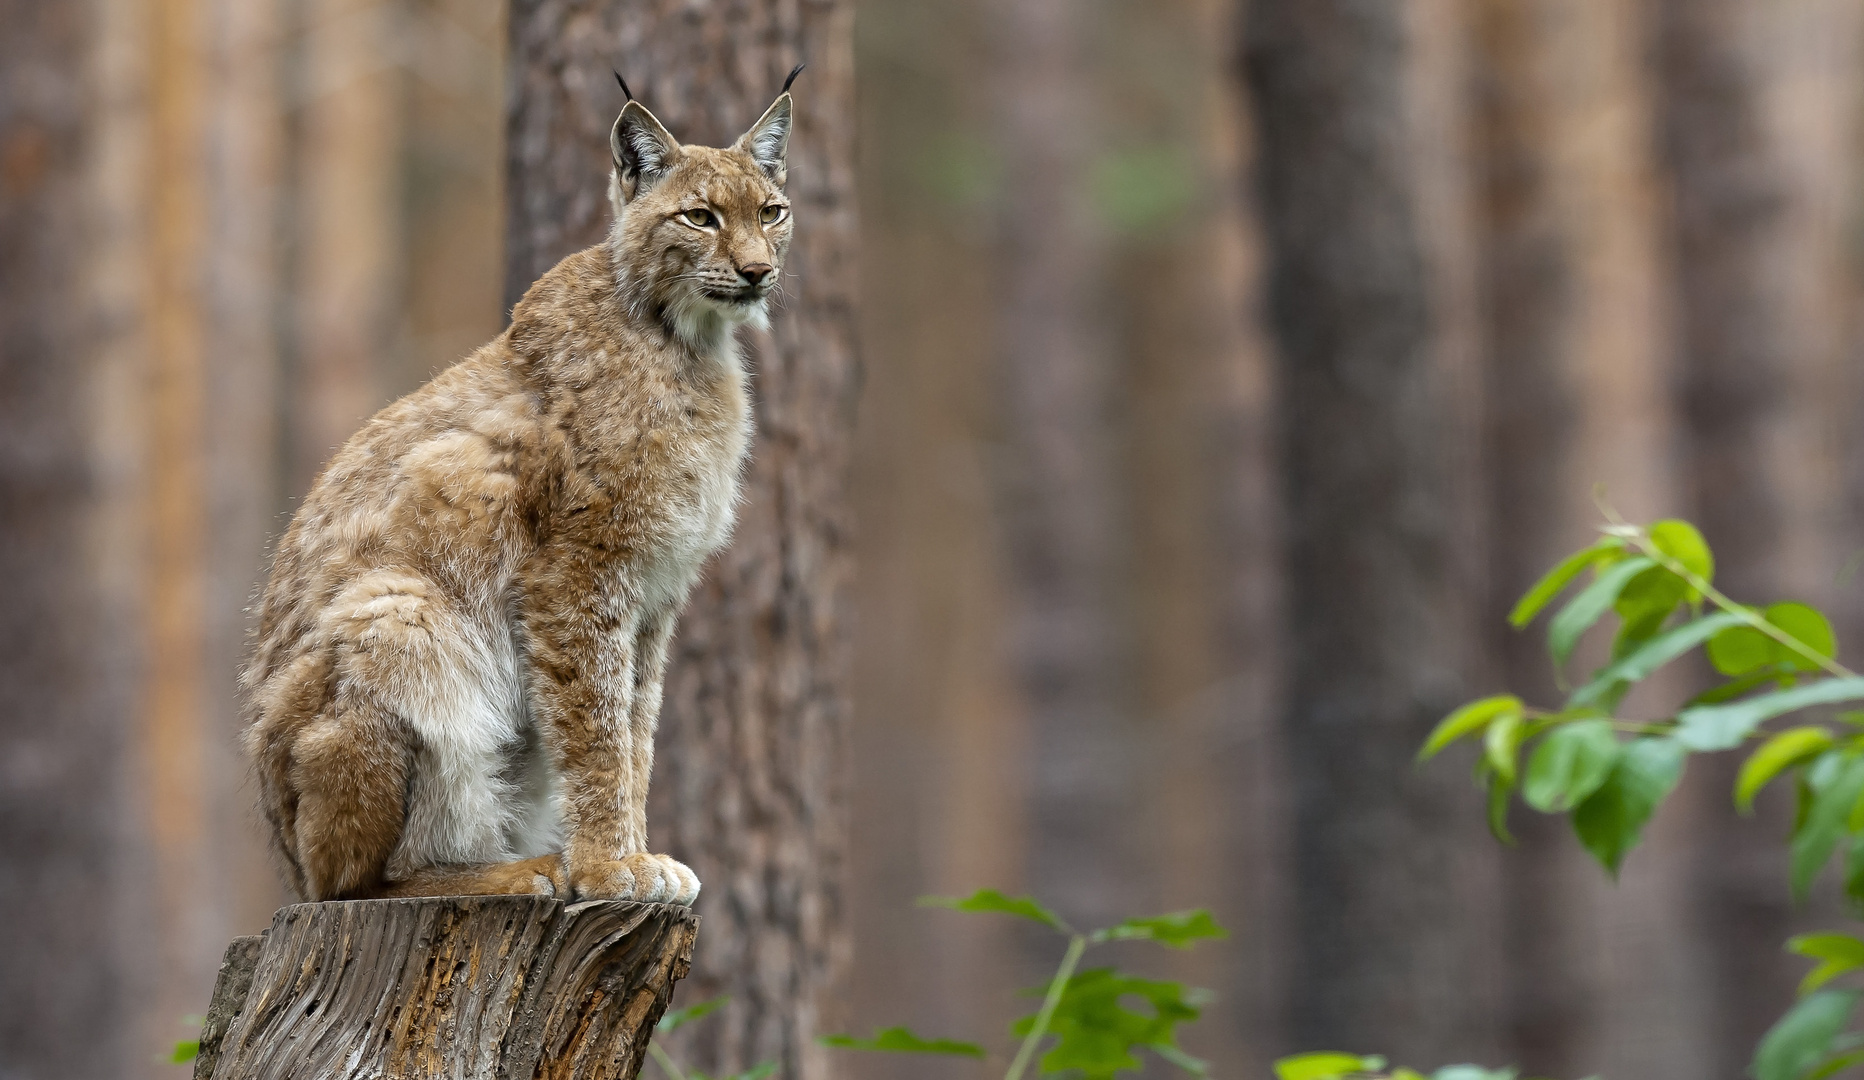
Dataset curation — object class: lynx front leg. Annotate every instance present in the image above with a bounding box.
[518,550,692,905]
[624,608,699,904]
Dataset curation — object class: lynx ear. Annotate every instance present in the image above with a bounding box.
[733,92,793,185]
[610,100,680,202]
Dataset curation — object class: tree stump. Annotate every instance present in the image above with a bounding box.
[193,897,698,1080]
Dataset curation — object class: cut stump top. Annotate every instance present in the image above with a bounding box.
[196,897,699,1080]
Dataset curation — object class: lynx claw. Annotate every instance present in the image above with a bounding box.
[571,853,701,906]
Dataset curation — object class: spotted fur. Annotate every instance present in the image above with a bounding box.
[241,89,796,904]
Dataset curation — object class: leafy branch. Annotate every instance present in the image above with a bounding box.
[649,997,776,1080]
[1421,514,1864,1080]
[819,889,1226,1079]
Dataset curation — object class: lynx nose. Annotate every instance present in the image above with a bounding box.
[737,263,774,287]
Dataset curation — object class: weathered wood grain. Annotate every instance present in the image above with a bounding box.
[195,934,264,1080]
[205,898,697,1080]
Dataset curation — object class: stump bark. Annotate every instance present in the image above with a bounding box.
[194,898,698,1080]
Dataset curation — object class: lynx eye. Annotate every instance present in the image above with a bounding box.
[759,204,786,225]
[681,208,716,228]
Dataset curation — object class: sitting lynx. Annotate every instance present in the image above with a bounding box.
[242,73,801,904]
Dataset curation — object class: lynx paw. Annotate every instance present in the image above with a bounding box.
[496,854,570,897]
[570,853,701,905]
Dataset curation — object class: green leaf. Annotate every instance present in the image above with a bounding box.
[1548,557,1656,670]
[1649,519,1715,584]
[1568,612,1748,709]
[1612,566,1688,640]
[1420,695,1525,762]
[1792,753,1864,901]
[818,1027,986,1057]
[657,995,727,1034]
[1093,909,1228,949]
[1845,834,1864,916]
[1790,934,1864,997]
[1484,710,1527,786]
[1710,624,1777,675]
[919,888,1068,932]
[1487,768,1516,845]
[1752,989,1861,1080]
[1571,737,1686,875]
[1806,1044,1864,1080]
[1695,667,1794,705]
[1509,540,1622,628]
[1013,969,1206,1079]
[1711,604,1837,679]
[170,1040,200,1064]
[1770,603,1840,672]
[1675,678,1864,752]
[1739,728,1836,814]
[1273,1052,1384,1080]
[1523,719,1620,812]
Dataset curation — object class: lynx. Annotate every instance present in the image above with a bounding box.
[241,73,801,904]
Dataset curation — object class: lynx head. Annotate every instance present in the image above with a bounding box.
[607,72,797,352]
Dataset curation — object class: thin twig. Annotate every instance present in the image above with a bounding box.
[648,1040,690,1080]
[1005,934,1087,1080]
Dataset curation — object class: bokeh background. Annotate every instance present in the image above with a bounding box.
[5,0,1864,1077]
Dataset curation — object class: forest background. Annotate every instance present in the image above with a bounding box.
[4,0,1864,1078]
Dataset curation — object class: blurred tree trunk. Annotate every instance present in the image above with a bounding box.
[1244,0,1500,1063]
[0,1,130,1077]
[980,0,1148,938]
[843,2,1028,1072]
[1655,1,1864,1069]
[1471,3,1708,1077]
[1102,0,1281,1067]
[505,6,858,1077]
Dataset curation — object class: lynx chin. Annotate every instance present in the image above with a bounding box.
[242,75,802,905]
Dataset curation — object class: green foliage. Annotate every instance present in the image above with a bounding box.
[1569,737,1684,875]
[647,996,776,1080]
[1011,969,1208,1078]
[1675,679,1864,752]
[1273,1054,1536,1080]
[170,1040,199,1064]
[1740,728,1838,813]
[1274,1052,1387,1079]
[1789,934,1864,997]
[1509,540,1622,628]
[1089,146,1195,234]
[1419,695,1524,762]
[657,995,727,1034]
[1547,556,1654,670]
[920,889,1072,933]
[1090,909,1228,949]
[1522,719,1618,812]
[1421,514,1864,1080]
[820,1027,986,1057]
[1753,991,1861,1080]
[825,895,1225,1080]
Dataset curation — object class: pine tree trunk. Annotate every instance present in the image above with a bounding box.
[504,6,858,1077]
[1244,0,1500,1063]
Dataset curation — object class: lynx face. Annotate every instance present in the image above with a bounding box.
[607,93,794,350]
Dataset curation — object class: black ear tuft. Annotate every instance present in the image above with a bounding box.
[781,63,805,95]
[614,70,633,102]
